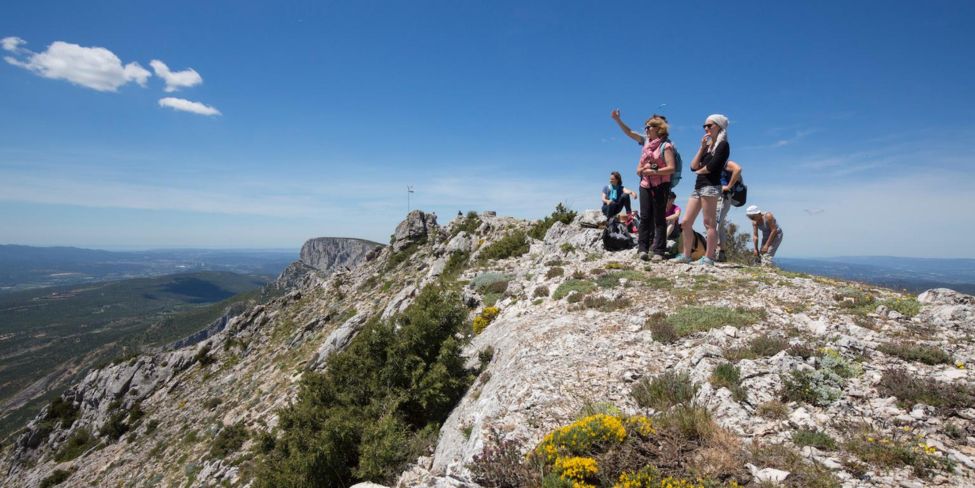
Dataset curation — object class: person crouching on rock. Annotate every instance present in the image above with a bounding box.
[746,205,784,266]
[601,171,637,221]
[665,191,681,241]
[675,114,729,266]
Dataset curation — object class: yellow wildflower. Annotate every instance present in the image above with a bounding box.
[555,456,599,481]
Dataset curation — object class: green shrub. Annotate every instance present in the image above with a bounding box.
[546,267,564,279]
[657,404,714,442]
[552,279,596,300]
[441,251,471,282]
[664,306,766,337]
[756,400,789,420]
[880,297,921,317]
[528,203,577,240]
[580,295,631,312]
[631,371,697,411]
[710,363,746,402]
[210,422,249,458]
[878,342,951,365]
[99,411,130,441]
[792,429,837,451]
[559,243,575,254]
[843,430,952,478]
[386,239,425,270]
[256,285,474,487]
[479,231,530,261]
[533,286,550,298]
[780,350,862,407]
[54,428,98,462]
[40,469,73,488]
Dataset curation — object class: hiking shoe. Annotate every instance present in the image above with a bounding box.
[694,256,715,266]
[639,252,650,261]
[651,254,664,262]
[672,254,691,264]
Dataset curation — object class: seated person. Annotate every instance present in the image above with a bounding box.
[601,171,637,220]
[665,191,681,239]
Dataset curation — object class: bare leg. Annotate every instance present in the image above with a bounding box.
[681,196,702,257]
[701,195,719,260]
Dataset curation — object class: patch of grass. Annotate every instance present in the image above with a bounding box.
[664,306,766,337]
[441,251,471,283]
[545,266,564,279]
[876,368,975,412]
[878,342,951,365]
[657,404,714,442]
[709,363,747,402]
[756,400,789,420]
[552,279,597,301]
[478,230,530,262]
[792,429,837,451]
[559,243,576,254]
[533,286,549,298]
[725,334,790,361]
[843,429,953,478]
[40,469,73,488]
[749,442,841,488]
[631,371,698,411]
[528,203,577,240]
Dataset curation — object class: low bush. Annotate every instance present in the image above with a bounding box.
[749,442,841,488]
[452,211,482,237]
[39,469,73,488]
[580,295,631,312]
[879,297,921,317]
[878,342,951,365]
[473,306,501,335]
[756,400,789,420]
[99,411,130,441]
[256,285,474,487]
[710,363,746,402]
[631,371,697,411]
[479,231,530,261]
[792,429,837,451]
[528,203,577,240]
[194,343,216,366]
[53,428,98,462]
[545,266,564,279]
[32,397,80,446]
[876,368,975,412]
[552,279,597,301]
[533,285,549,298]
[843,429,952,478]
[210,422,249,458]
[644,312,677,344]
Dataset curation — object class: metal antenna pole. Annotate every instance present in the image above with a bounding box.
[407,185,414,212]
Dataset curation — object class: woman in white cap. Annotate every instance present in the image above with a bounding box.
[674,114,729,265]
[746,205,783,266]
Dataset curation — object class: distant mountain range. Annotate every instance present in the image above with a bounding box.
[778,256,975,294]
[0,245,297,292]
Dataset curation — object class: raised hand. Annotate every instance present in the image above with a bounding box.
[611,108,621,120]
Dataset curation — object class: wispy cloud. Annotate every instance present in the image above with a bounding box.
[149,60,202,92]
[3,39,150,92]
[158,97,221,116]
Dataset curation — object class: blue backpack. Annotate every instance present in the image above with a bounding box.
[662,139,683,189]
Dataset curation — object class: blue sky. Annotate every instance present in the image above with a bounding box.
[1,1,973,257]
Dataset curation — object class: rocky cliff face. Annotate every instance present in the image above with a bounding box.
[274,236,382,289]
[3,210,974,488]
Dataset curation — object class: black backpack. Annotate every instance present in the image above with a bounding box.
[728,179,747,207]
[602,217,636,251]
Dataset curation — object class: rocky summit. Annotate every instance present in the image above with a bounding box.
[3,209,975,488]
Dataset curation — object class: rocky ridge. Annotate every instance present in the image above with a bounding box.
[2,210,974,488]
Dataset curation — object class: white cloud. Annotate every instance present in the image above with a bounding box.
[149,59,202,92]
[158,97,221,116]
[1,36,26,52]
[4,40,150,91]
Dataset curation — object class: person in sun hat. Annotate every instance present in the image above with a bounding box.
[746,205,783,266]
[610,109,675,261]
[673,114,729,266]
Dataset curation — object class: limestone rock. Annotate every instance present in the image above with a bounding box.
[392,210,438,252]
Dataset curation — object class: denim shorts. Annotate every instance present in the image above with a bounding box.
[690,185,721,198]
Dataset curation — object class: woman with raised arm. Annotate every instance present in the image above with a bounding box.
[674,114,729,265]
[611,109,676,261]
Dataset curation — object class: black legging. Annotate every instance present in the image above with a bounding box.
[601,194,632,218]
[638,183,670,255]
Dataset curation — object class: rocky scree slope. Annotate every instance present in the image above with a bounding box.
[1,209,974,488]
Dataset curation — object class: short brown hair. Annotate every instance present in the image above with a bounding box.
[644,117,669,138]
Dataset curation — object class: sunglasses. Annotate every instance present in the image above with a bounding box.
[644,125,653,131]
[703,123,714,129]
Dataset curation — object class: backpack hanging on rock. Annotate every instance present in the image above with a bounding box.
[602,217,636,251]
